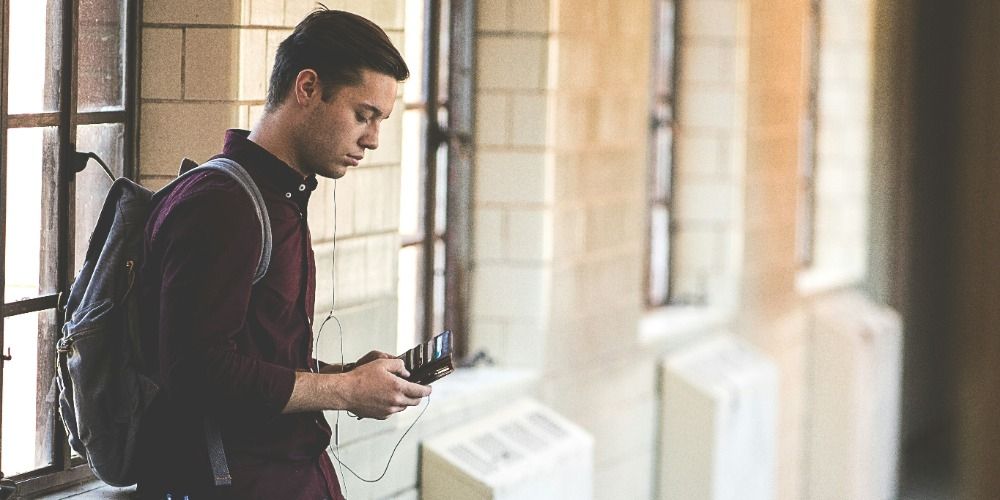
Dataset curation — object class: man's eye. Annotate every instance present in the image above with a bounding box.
[355,112,367,123]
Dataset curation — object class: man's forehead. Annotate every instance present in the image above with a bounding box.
[344,71,397,114]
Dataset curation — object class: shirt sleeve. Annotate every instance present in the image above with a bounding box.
[151,175,295,418]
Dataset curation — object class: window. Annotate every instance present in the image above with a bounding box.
[396,0,473,357]
[0,0,138,494]
[795,0,873,291]
[646,0,679,308]
[797,0,821,268]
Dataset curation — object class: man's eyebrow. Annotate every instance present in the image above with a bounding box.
[360,103,386,119]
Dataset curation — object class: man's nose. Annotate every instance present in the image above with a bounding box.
[360,124,379,150]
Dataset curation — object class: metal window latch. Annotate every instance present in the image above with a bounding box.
[71,148,115,182]
[1,348,11,362]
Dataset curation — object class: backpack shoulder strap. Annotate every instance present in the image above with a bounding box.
[187,158,272,284]
[172,158,270,489]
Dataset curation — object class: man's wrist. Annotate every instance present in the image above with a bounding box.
[321,372,352,411]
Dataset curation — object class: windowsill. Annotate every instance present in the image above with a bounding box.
[796,266,864,297]
[38,368,537,498]
[639,304,733,347]
[330,366,538,444]
[34,480,134,499]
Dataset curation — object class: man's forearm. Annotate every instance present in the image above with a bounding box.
[281,358,432,419]
[282,371,350,413]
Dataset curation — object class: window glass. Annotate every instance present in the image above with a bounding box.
[74,123,124,274]
[647,0,678,307]
[432,239,445,334]
[3,128,49,302]
[8,0,63,114]
[77,0,126,111]
[0,312,46,476]
[648,206,670,305]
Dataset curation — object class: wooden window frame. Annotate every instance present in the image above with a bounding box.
[0,0,140,496]
[400,0,474,359]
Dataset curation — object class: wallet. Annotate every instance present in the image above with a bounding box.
[398,330,455,385]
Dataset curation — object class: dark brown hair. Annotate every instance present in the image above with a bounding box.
[266,7,409,110]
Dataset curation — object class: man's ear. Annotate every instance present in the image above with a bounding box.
[293,69,321,106]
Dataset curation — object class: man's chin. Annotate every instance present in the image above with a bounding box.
[326,165,349,179]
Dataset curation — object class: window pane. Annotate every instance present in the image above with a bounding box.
[8,0,63,114]
[396,246,420,353]
[1,312,47,476]
[652,124,673,201]
[436,0,451,104]
[403,0,426,103]
[399,110,426,238]
[434,141,448,236]
[654,0,676,96]
[74,123,124,275]
[648,206,670,305]
[432,239,445,334]
[77,0,126,111]
[4,128,53,302]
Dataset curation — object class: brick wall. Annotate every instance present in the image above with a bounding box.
[468,0,552,368]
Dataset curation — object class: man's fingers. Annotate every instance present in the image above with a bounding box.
[400,380,432,399]
[380,358,410,379]
[395,395,423,407]
[357,350,393,366]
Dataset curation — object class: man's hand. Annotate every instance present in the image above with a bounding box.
[282,358,431,416]
[352,350,395,370]
[317,350,393,374]
[341,358,431,419]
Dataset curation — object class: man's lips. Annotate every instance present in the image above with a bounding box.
[346,154,363,166]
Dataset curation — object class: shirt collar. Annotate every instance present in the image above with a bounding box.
[216,129,318,206]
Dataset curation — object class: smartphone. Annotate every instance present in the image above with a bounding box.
[398,330,455,385]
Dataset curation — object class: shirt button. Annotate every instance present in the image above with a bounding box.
[298,184,306,191]
[285,192,292,199]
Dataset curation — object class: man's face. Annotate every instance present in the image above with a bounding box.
[296,68,397,179]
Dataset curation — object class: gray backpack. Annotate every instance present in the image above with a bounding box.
[55,158,271,487]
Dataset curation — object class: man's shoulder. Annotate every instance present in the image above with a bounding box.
[161,159,257,209]
[147,164,259,240]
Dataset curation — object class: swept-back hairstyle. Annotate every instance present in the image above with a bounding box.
[266,7,409,110]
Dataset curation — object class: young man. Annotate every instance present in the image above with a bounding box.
[136,9,430,499]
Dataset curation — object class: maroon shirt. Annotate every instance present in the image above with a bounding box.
[136,130,342,499]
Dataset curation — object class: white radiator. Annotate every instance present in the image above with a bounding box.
[420,398,593,500]
[806,291,902,500]
[659,335,778,500]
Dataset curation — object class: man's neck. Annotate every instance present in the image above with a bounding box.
[247,111,308,178]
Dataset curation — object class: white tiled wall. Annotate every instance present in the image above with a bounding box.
[469,0,554,370]
[467,2,668,498]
